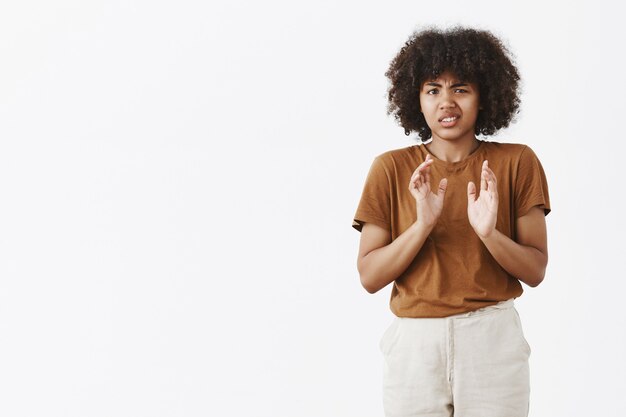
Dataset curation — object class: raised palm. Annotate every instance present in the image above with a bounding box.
[467,160,498,238]
[408,154,448,228]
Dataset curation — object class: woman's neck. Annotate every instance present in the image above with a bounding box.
[424,137,481,163]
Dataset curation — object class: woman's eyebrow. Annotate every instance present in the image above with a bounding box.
[423,82,469,88]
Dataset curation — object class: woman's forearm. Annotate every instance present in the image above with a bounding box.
[479,228,547,287]
[359,222,433,294]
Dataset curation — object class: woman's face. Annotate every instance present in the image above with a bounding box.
[419,70,481,143]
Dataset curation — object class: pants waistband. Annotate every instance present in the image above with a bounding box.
[445,297,516,319]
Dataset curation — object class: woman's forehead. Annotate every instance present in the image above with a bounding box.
[422,72,478,86]
[427,70,464,82]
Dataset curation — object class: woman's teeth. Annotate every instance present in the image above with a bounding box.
[442,116,458,122]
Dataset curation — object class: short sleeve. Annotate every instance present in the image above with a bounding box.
[514,145,551,218]
[352,156,392,233]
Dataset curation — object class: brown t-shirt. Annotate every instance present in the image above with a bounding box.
[352,140,551,318]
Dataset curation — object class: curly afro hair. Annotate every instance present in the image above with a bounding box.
[385,25,522,142]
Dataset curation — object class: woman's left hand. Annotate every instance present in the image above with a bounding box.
[467,160,498,239]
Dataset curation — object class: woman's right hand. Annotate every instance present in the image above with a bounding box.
[408,154,448,228]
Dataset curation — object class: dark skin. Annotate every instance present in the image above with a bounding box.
[357,71,548,292]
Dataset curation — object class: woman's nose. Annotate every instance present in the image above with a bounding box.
[439,92,457,108]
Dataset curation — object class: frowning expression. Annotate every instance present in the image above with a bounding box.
[419,70,481,142]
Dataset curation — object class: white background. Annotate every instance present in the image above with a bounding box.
[0,1,623,416]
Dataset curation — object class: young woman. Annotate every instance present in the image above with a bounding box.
[352,26,551,417]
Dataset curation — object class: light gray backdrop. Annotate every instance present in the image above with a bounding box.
[0,1,622,416]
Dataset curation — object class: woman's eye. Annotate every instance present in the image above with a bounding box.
[426,88,467,94]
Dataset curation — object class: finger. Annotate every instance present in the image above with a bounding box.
[423,164,431,185]
[485,166,497,186]
[483,167,496,190]
[482,168,489,190]
[411,169,419,183]
[411,161,429,180]
[481,168,488,191]
[412,171,420,186]
[487,172,496,190]
[411,159,433,182]
[413,177,421,192]
[467,181,476,201]
[423,157,434,182]
[483,160,491,189]
[438,177,447,194]
[488,179,497,195]
[421,159,433,171]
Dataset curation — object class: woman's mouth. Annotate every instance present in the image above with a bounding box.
[440,115,460,127]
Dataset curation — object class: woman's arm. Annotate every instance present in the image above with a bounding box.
[468,161,549,287]
[479,206,548,287]
[357,221,433,294]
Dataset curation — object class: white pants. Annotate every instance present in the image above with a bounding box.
[380,298,531,417]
